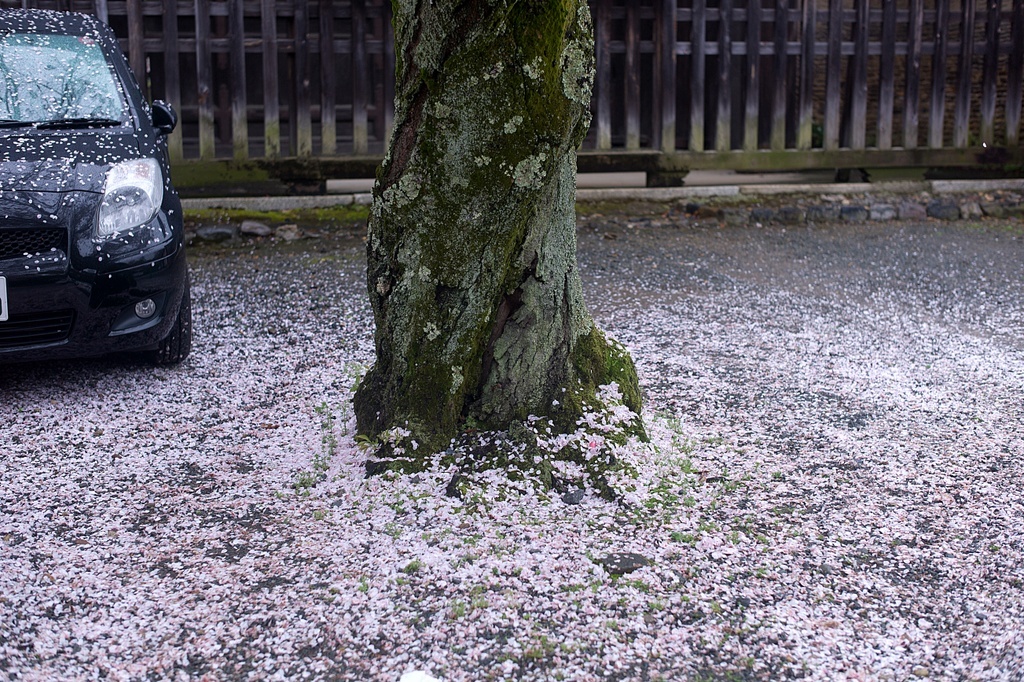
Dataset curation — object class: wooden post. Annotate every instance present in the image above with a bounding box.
[770,0,789,151]
[260,0,280,159]
[126,0,145,99]
[660,0,678,153]
[624,1,640,150]
[929,0,951,149]
[383,0,395,147]
[195,0,215,160]
[595,0,612,150]
[823,0,842,150]
[716,0,733,152]
[320,0,337,155]
[93,0,108,24]
[979,0,1000,146]
[1008,0,1024,147]
[743,0,761,152]
[797,0,815,149]
[878,0,896,150]
[162,0,182,161]
[228,0,248,160]
[294,1,313,158]
[690,0,706,152]
[903,0,924,149]
[352,0,369,154]
[953,0,977,148]
[848,0,868,149]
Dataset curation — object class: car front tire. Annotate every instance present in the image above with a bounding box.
[150,276,192,365]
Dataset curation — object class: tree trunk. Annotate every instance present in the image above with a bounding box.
[354,0,643,455]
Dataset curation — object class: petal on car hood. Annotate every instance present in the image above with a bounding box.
[0,131,142,193]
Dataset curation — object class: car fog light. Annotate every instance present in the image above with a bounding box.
[135,299,157,319]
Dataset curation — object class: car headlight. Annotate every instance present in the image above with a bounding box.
[96,158,164,237]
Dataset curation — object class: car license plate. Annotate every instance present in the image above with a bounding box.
[0,276,7,322]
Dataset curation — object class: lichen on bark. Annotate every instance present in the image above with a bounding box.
[354,0,645,463]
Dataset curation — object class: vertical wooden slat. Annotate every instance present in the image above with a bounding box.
[595,0,612,150]
[770,0,789,150]
[624,1,640,150]
[716,0,733,152]
[877,0,896,150]
[352,0,368,154]
[979,0,1000,145]
[126,0,145,98]
[928,0,950,149]
[823,0,842,150]
[383,0,395,147]
[953,0,977,148]
[320,0,337,155]
[743,0,760,151]
[260,0,280,158]
[690,0,706,151]
[903,0,924,149]
[162,0,182,161]
[294,0,313,157]
[228,0,247,160]
[848,0,868,149]
[194,0,215,160]
[93,0,108,24]
[797,0,815,149]
[1008,0,1024,147]
[660,0,678,152]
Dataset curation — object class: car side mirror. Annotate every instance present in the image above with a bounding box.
[151,100,177,136]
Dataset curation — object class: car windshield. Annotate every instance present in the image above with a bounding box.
[0,32,126,124]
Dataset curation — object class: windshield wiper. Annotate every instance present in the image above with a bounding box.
[33,117,123,130]
[0,119,34,129]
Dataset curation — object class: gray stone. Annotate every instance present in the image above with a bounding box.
[240,220,273,237]
[980,201,1008,218]
[596,552,651,575]
[959,201,983,219]
[196,225,237,242]
[806,205,840,222]
[720,208,747,226]
[275,224,303,241]
[898,201,928,220]
[561,488,585,505]
[869,204,897,221]
[776,206,805,225]
[840,205,869,222]
[750,207,775,225]
[927,199,960,220]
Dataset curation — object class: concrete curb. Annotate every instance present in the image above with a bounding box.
[181,178,1024,212]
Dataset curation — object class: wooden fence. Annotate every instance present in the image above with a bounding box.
[10,0,1024,191]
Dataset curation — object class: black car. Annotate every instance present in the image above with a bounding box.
[0,9,190,365]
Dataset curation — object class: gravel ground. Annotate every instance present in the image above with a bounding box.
[2,211,1023,681]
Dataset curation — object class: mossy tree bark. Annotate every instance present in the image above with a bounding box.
[354,0,644,456]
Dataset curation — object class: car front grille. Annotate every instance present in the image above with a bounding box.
[0,228,67,261]
[0,310,75,348]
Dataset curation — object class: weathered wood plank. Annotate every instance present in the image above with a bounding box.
[716,0,733,152]
[595,0,612,150]
[903,0,924,149]
[848,0,868,149]
[126,0,145,97]
[1009,0,1024,147]
[260,0,280,158]
[953,0,976,148]
[979,0,1000,145]
[383,0,395,147]
[660,0,678,152]
[352,0,368,154]
[928,0,950,149]
[743,0,760,152]
[228,0,248,160]
[624,1,640,150]
[690,0,706,152]
[877,0,896,150]
[797,0,815,150]
[294,0,313,157]
[319,0,337,155]
[161,0,182,161]
[94,0,108,24]
[194,0,215,160]
[770,0,789,150]
[823,0,842,150]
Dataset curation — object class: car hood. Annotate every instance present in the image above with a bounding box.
[0,130,143,194]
